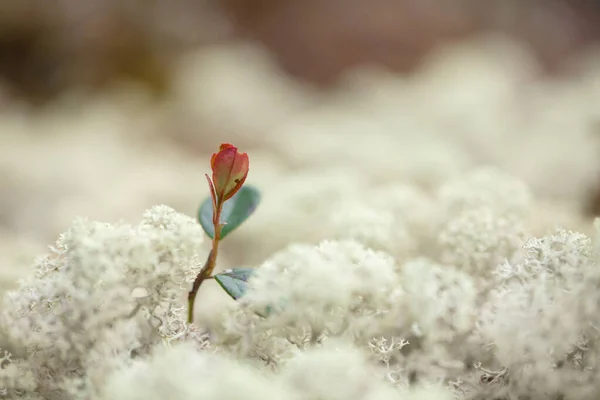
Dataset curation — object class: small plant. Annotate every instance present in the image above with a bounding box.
[187,143,261,324]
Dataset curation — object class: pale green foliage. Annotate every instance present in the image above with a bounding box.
[3,169,600,400]
[0,205,209,398]
[101,340,449,400]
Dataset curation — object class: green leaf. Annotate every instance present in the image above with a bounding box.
[213,268,254,300]
[213,267,286,318]
[198,196,215,238]
[198,185,261,239]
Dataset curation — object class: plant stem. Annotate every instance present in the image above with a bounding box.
[187,202,223,324]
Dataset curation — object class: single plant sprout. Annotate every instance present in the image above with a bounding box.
[188,143,261,324]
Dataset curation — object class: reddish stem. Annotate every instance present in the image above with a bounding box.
[187,197,223,324]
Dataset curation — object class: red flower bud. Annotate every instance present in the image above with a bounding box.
[210,143,249,202]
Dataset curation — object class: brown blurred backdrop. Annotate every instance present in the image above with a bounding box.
[1,0,600,103]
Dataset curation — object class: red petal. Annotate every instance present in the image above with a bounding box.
[211,144,236,169]
[222,152,249,201]
[211,145,249,202]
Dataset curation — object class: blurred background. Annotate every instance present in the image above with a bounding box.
[2,0,600,289]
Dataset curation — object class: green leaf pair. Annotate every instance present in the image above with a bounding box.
[198,185,261,240]
[198,184,262,308]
